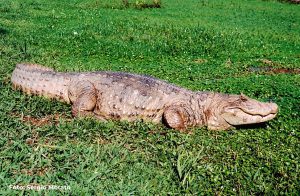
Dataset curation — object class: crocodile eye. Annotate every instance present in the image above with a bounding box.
[240,94,248,102]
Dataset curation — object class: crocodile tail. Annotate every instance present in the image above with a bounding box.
[11,63,71,103]
[11,63,56,90]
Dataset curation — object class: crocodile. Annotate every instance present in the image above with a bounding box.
[11,63,278,130]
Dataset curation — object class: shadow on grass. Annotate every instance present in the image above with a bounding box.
[234,123,268,130]
[0,27,8,35]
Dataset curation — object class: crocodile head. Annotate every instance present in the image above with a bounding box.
[206,93,278,130]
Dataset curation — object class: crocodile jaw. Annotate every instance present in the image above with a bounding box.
[206,94,278,130]
[221,103,278,126]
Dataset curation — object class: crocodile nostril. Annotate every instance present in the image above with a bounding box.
[269,103,278,114]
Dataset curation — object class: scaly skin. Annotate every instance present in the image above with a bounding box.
[11,64,279,130]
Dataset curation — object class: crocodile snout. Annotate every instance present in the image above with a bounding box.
[269,102,279,115]
[256,102,278,117]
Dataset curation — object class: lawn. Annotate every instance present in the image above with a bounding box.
[0,0,299,194]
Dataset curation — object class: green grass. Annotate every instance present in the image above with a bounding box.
[0,0,299,194]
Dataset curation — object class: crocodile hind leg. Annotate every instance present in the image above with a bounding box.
[68,80,97,118]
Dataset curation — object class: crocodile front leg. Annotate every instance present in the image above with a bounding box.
[68,80,97,118]
[163,105,190,130]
